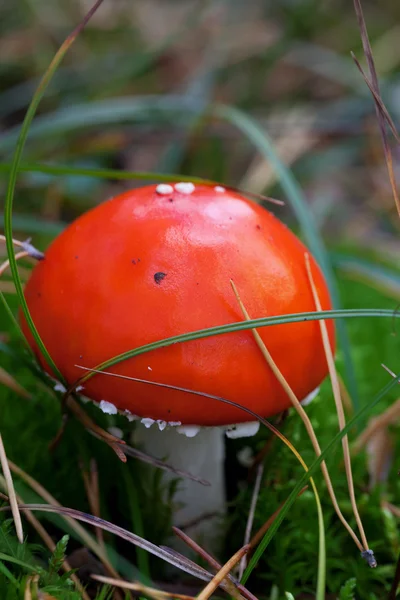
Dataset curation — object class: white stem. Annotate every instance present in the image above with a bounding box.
[134,425,226,552]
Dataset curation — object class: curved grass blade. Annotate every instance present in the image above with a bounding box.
[3,0,105,382]
[0,162,215,185]
[241,373,400,585]
[212,103,359,409]
[0,162,280,207]
[68,308,399,389]
[0,504,239,595]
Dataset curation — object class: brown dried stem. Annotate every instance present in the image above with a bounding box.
[304,253,372,562]
[196,545,249,600]
[0,435,23,543]
[91,575,196,600]
[230,279,364,552]
[352,0,400,217]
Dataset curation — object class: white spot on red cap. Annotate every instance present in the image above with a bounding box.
[214,186,225,193]
[156,184,174,195]
[141,417,155,428]
[175,182,195,194]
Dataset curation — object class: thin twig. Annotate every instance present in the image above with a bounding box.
[353,397,400,452]
[238,463,264,579]
[0,235,44,261]
[350,53,399,143]
[172,527,258,600]
[0,251,29,277]
[352,0,400,217]
[0,366,31,399]
[230,279,364,553]
[304,253,373,564]
[81,459,106,552]
[0,435,23,543]
[196,545,249,600]
[65,396,127,462]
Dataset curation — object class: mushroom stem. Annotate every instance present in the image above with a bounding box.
[134,424,226,552]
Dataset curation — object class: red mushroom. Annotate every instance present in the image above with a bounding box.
[21,182,335,545]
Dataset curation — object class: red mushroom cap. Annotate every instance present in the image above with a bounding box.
[21,183,335,426]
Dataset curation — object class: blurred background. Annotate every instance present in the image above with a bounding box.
[1,1,400,599]
[0,0,399,252]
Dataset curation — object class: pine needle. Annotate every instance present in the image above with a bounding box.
[304,253,374,566]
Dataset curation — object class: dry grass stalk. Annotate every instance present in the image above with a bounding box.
[0,251,29,277]
[24,574,39,600]
[304,253,372,562]
[230,279,364,552]
[238,462,264,579]
[0,365,31,399]
[80,458,106,551]
[353,397,400,452]
[382,501,400,519]
[352,0,400,217]
[0,434,24,543]
[196,545,250,600]
[91,575,196,600]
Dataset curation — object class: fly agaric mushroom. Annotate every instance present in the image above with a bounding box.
[21,182,334,546]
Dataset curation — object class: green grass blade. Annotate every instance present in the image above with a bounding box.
[212,103,359,409]
[3,0,105,383]
[241,373,400,585]
[0,552,37,572]
[0,292,29,348]
[0,96,198,152]
[0,161,216,185]
[76,308,398,385]
[333,253,400,299]
[0,558,19,585]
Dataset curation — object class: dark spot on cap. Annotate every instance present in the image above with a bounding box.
[79,355,83,360]
[154,272,167,285]
[37,292,42,298]
[131,259,136,264]
[167,409,171,414]
[256,224,261,230]
[75,255,79,259]
[168,198,174,202]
